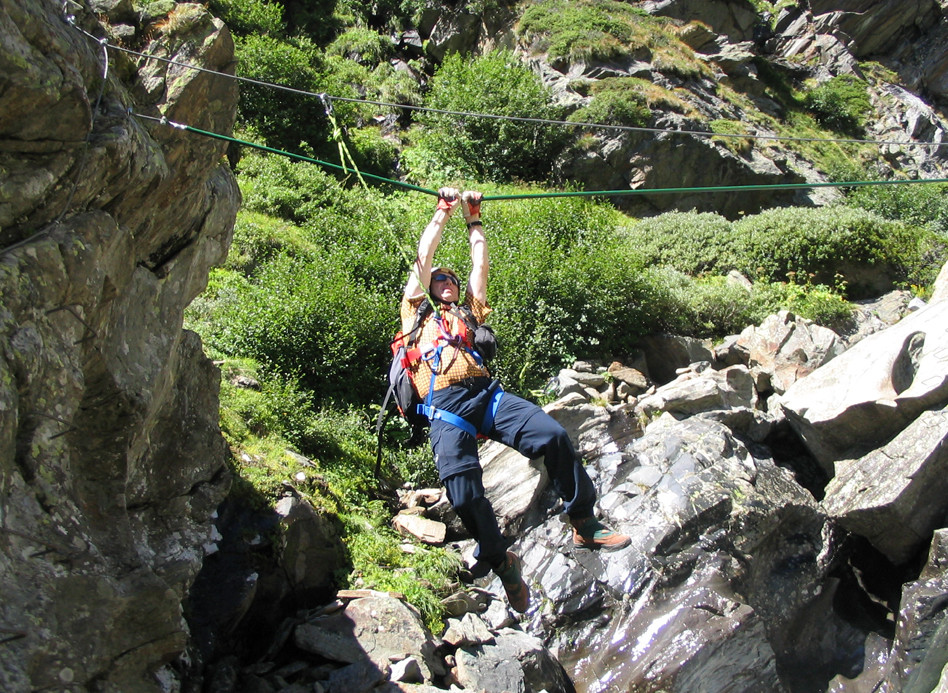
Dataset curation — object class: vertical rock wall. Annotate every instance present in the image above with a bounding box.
[0,1,239,690]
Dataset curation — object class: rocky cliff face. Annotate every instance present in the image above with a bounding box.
[0,1,238,690]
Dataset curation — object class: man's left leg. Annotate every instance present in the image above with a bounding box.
[487,392,630,551]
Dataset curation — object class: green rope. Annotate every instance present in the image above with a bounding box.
[179,122,439,197]
[481,178,948,201]
[151,116,948,200]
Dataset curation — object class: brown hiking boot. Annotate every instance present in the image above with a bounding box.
[494,551,529,613]
[571,516,631,551]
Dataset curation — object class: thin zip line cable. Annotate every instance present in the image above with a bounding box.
[87,32,948,151]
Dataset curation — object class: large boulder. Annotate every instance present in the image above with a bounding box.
[779,298,948,473]
[734,310,846,395]
[821,406,948,563]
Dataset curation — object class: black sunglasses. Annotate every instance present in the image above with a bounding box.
[432,273,459,286]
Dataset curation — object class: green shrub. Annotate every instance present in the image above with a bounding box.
[730,205,922,297]
[802,75,871,135]
[327,26,394,64]
[407,51,568,184]
[568,77,652,127]
[844,181,948,235]
[623,210,734,275]
[239,153,348,224]
[639,267,852,336]
[518,0,708,78]
[235,34,329,151]
[201,252,394,404]
[208,0,283,36]
[519,0,650,64]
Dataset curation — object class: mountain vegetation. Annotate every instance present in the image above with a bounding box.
[173,0,948,629]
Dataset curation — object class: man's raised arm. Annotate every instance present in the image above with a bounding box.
[461,190,487,305]
[404,187,460,300]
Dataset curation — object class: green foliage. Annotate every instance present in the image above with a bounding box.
[518,0,709,78]
[709,119,753,155]
[568,78,652,127]
[341,510,462,631]
[624,210,733,275]
[205,253,394,403]
[406,51,568,184]
[729,205,920,296]
[457,195,650,390]
[208,0,283,36]
[327,26,395,64]
[519,0,651,63]
[802,75,871,135]
[844,181,948,235]
[639,267,852,336]
[235,34,328,150]
[239,154,348,224]
[278,0,343,43]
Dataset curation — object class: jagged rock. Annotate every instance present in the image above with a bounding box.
[393,513,448,545]
[808,0,939,58]
[327,657,389,692]
[441,589,490,618]
[294,595,440,682]
[781,298,948,473]
[636,363,757,417]
[821,406,948,563]
[481,413,830,692]
[0,1,238,689]
[454,628,574,693]
[275,493,346,600]
[843,289,914,345]
[442,612,495,647]
[736,310,846,395]
[640,0,760,42]
[882,528,948,692]
[558,367,607,389]
[607,361,649,393]
[389,657,424,684]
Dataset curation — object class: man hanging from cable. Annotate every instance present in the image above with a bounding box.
[398,187,631,613]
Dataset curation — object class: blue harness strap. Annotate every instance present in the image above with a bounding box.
[415,310,502,438]
[417,380,504,438]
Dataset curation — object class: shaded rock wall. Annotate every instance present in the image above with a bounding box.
[0,1,239,690]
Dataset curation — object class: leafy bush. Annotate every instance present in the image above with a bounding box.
[639,267,852,336]
[239,153,349,224]
[568,78,652,127]
[208,0,283,36]
[802,75,871,135]
[519,0,650,63]
[406,51,569,184]
[624,210,734,275]
[729,205,922,297]
[518,0,709,78]
[235,34,328,150]
[327,26,394,64]
[844,181,948,235]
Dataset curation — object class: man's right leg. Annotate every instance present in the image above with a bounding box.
[442,469,529,612]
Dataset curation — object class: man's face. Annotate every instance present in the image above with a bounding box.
[431,271,460,303]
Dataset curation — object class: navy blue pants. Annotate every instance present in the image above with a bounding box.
[429,378,597,569]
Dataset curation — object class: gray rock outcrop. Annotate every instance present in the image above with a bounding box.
[0,1,239,690]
